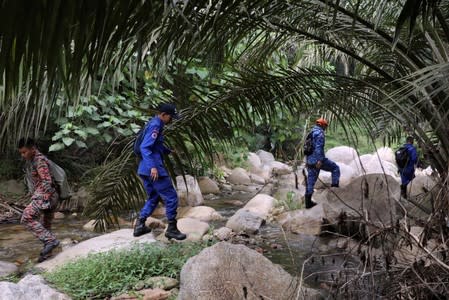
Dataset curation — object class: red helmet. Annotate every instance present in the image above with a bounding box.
[316,118,328,127]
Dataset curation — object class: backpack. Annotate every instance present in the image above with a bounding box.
[303,131,314,156]
[25,160,72,200]
[395,146,409,169]
[133,122,150,157]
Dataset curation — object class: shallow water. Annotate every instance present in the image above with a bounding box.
[0,215,101,265]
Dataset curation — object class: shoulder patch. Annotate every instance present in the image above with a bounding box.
[151,130,159,139]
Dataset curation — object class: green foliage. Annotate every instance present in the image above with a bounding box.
[275,191,304,211]
[44,242,212,299]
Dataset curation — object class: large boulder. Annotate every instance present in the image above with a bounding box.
[179,242,320,300]
[325,146,359,165]
[322,174,400,226]
[408,174,438,198]
[247,152,263,175]
[37,229,156,272]
[316,162,356,188]
[227,167,251,185]
[256,150,275,165]
[197,176,220,194]
[376,147,396,165]
[350,154,399,179]
[243,194,276,219]
[0,275,70,300]
[277,204,326,235]
[176,175,204,207]
[268,161,292,175]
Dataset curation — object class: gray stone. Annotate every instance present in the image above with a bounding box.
[197,177,220,194]
[225,209,264,234]
[0,261,18,278]
[176,175,204,207]
[179,242,320,300]
[0,275,70,300]
[227,167,251,185]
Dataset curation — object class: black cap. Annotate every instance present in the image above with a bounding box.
[158,103,179,119]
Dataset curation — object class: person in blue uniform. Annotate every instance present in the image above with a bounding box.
[134,103,186,240]
[399,136,418,199]
[304,118,340,209]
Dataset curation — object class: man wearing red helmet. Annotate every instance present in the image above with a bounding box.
[304,118,340,208]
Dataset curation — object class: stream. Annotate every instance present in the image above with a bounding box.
[0,193,360,291]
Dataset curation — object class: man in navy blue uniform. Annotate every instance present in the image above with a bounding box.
[134,103,186,240]
[399,136,418,199]
[304,118,340,209]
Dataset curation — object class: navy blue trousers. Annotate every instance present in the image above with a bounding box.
[306,158,340,196]
[139,175,178,221]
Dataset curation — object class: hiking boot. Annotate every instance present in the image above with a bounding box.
[400,185,407,199]
[331,183,339,188]
[38,239,60,262]
[305,194,317,209]
[165,220,186,240]
[133,218,151,237]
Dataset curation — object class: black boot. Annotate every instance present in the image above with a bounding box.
[133,218,151,237]
[165,220,186,240]
[305,194,317,209]
[38,239,60,262]
[331,183,339,188]
[400,185,407,199]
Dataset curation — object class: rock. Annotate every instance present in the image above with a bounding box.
[166,218,209,242]
[325,146,359,165]
[316,162,355,188]
[225,209,264,234]
[179,242,320,300]
[227,167,251,185]
[82,220,97,232]
[247,152,263,175]
[111,288,170,300]
[197,177,220,194]
[256,150,275,164]
[376,147,395,164]
[323,174,400,226]
[268,161,293,175]
[277,204,326,235]
[408,174,437,198]
[249,173,265,185]
[37,229,156,272]
[243,194,276,219]
[213,227,234,241]
[145,217,166,229]
[231,184,262,193]
[0,275,70,300]
[143,276,178,290]
[176,175,204,207]
[53,212,65,219]
[0,261,18,278]
[223,200,244,206]
[178,206,224,222]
